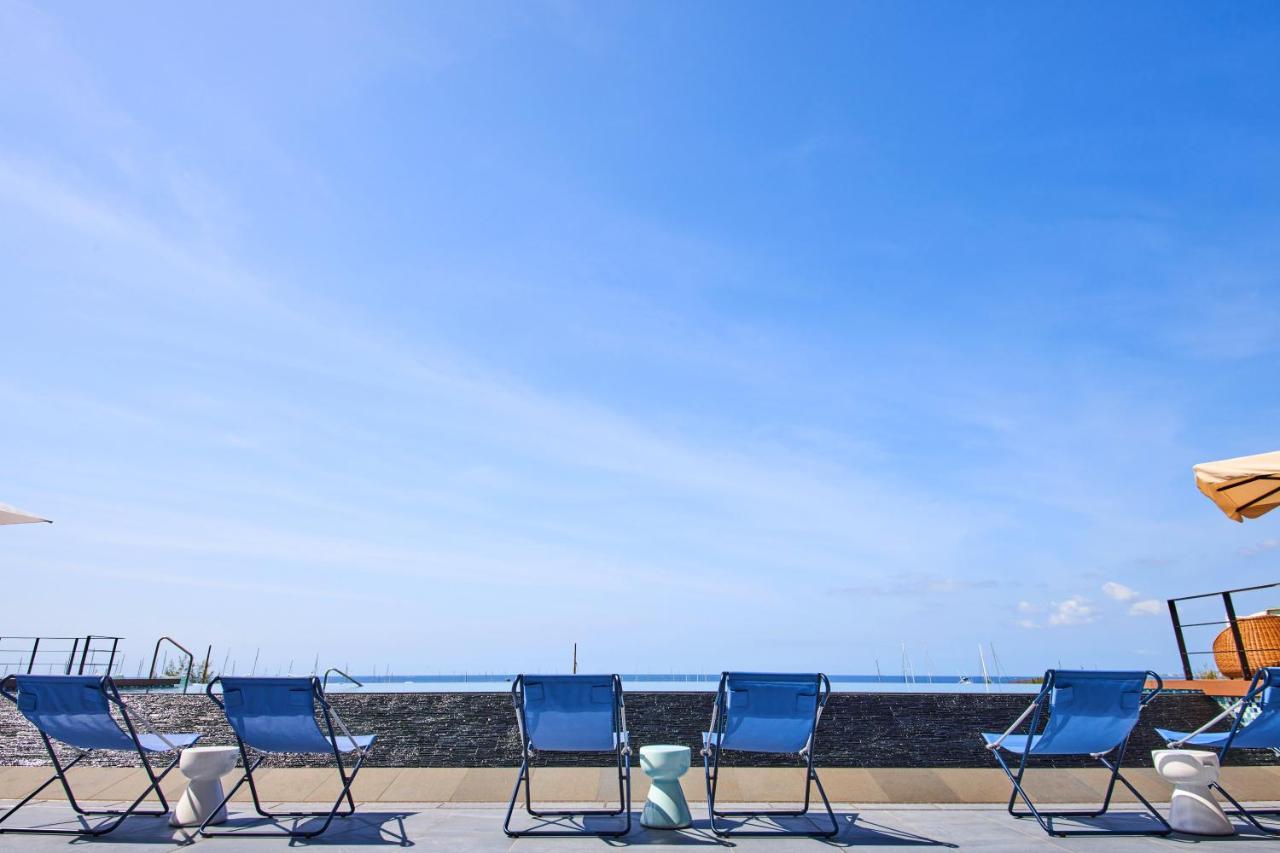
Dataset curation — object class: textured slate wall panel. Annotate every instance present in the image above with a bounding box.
[0,690,1261,769]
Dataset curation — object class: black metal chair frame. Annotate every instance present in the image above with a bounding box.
[0,674,184,837]
[987,669,1170,838]
[702,672,838,837]
[503,673,632,837]
[198,676,373,840]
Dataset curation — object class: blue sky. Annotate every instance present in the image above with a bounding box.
[2,1,1279,678]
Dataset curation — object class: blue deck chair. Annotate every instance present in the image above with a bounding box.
[199,676,376,839]
[0,674,199,837]
[503,674,631,837]
[701,672,837,837]
[1156,666,1280,834]
[981,669,1170,837]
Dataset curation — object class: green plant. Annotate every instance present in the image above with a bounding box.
[162,658,216,683]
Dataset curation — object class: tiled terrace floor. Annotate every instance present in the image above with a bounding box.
[1,768,1278,850]
[2,800,1280,851]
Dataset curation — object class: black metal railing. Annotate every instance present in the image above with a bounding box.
[1168,582,1280,679]
[148,636,195,693]
[0,635,123,677]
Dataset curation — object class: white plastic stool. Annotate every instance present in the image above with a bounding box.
[169,746,240,827]
[639,745,692,829]
[1152,749,1234,836]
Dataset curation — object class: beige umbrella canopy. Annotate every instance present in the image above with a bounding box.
[1195,451,1280,522]
[0,502,51,525]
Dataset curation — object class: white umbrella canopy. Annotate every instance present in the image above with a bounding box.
[0,502,52,525]
[1194,451,1280,522]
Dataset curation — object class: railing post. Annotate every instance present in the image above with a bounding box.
[78,635,92,675]
[1223,592,1251,678]
[1168,599,1193,679]
[65,637,79,674]
[27,637,39,674]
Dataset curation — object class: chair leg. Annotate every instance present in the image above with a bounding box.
[993,749,1170,837]
[503,752,631,837]
[1210,781,1280,835]
[198,748,369,839]
[704,747,838,837]
[0,749,180,837]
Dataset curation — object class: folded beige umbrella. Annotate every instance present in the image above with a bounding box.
[1194,451,1280,522]
[0,502,52,525]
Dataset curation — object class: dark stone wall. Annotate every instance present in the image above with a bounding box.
[2,690,1270,769]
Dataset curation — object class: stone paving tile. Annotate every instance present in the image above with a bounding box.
[85,767,188,803]
[3,800,1280,850]
[225,767,336,802]
[872,769,962,804]
[302,767,405,804]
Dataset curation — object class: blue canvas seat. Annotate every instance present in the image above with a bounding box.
[0,674,199,837]
[503,674,631,837]
[199,676,376,840]
[701,672,837,837]
[981,669,1170,837]
[1156,667,1280,834]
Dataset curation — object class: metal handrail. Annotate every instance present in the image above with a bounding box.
[1167,583,1280,679]
[1170,583,1280,603]
[322,667,363,690]
[148,636,195,693]
[0,636,122,676]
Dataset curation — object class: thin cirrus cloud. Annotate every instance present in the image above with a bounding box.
[1101,581,1139,602]
[4,3,1280,674]
[1048,596,1098,627]
[1018,582,1162,629]
[1102,581,1162,617]
[1014,597,1100,629]
[1239,539,1280,558]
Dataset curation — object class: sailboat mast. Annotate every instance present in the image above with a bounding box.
[978,644,991,694]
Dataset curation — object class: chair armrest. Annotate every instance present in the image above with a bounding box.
[985,698,1040,750]
[328,703,362,749]
[701,675,727,757]
[0,675,15,704]
[313,678,364,752]
[1168,668,1266,748]
[205,677,224,708]
[1141,671,1164,705]
[1167,701,1242,748]
[614,676,630,754]
[106,680,179,750]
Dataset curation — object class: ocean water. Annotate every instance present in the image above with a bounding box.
[316,674,1040,694]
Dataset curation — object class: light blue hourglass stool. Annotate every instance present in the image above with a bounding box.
[639,745,692,829]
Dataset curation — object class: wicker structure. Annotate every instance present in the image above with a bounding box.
[1213,613,1280,678]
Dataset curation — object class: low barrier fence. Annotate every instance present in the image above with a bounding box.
[0,689,1253,769]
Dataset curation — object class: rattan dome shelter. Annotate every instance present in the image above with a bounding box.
[1213,612,1280,678]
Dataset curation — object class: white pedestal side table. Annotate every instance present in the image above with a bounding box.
[1151,749,1234,836]
[639,745,692,829]
[169,746,240,827]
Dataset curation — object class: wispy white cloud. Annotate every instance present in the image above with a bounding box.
[1240,539,1280,558]
[1128,599,1162,616]
[832,575,998,597]
[5,2,1277,676]
[1048,595,1098,627]
[1102,581,1139,602]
